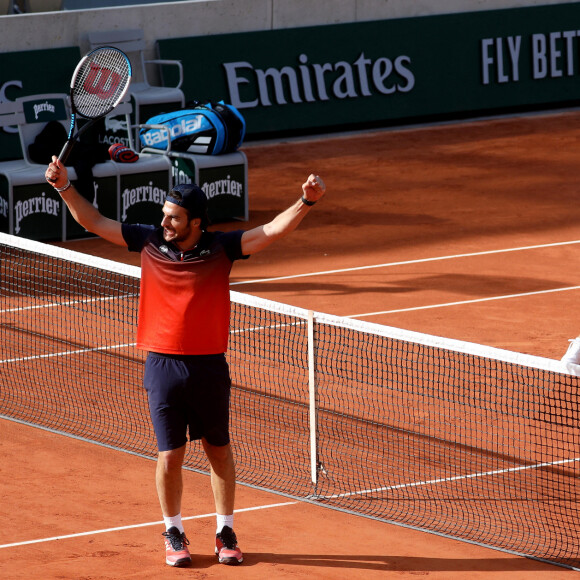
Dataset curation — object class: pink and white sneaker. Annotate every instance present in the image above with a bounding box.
[162,527,191,567]
[215,526,243,565]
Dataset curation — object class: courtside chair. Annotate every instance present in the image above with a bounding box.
[0,94,171,241]
[87,28,185,150]
[98,98,173,227]
[0,94,81,240]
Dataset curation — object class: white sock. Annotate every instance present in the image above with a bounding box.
[164,513,184,533]
[216,513,234,534]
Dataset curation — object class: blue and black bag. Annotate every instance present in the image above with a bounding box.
[139,100,246,155]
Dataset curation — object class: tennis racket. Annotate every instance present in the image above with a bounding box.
[58,46,132,164]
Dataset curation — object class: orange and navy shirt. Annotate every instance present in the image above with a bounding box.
[122,224,248,355]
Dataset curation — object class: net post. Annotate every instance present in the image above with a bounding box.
[307,309,318,485]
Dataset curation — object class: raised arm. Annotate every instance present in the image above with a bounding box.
[241,174,326,256]
[45,156,126,247]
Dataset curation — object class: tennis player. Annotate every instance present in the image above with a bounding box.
[45,156,325,568]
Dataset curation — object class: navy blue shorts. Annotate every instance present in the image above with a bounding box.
[143,352,231,451]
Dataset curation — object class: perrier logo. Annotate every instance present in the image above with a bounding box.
[200,175,243,199]
[14,192,60,234]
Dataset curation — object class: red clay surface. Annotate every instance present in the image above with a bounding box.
[3,110,580,578]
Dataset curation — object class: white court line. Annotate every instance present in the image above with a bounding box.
[0,343,136,365]
[0,324,300,366]
[230,320,306,335]
[347,284,580,318]
[315,457,580,501]
[0,322,305,365]
[230,239,580,286]
[0,294,136,315]
[0,501,298,550]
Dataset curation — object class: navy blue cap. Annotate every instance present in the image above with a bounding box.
[166,183,209,229]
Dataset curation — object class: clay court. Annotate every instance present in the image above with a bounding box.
[2,109,580,578]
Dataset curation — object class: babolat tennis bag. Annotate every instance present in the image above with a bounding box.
[139,101,246,155]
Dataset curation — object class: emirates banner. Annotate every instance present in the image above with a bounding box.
[158,3,580,137]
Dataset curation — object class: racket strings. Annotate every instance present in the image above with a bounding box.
[72,49,131,118]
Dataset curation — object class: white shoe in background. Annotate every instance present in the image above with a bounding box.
[561,338,580,364]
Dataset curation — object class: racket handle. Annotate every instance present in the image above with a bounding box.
[58,139,75,164]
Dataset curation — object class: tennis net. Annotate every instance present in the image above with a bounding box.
[1,232,579,570]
